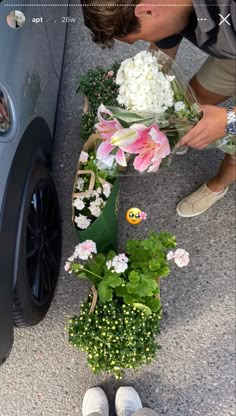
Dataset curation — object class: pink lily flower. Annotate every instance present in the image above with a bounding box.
[95,104,123,140]
[96,104,139,167]
[120,124,171,173]
[95,105,170,173]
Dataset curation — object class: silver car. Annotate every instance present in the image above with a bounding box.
[0,0,69,363]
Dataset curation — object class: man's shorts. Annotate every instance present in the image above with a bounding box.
[196,57,236,98]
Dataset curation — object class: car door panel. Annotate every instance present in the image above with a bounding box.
[39,0,69,78]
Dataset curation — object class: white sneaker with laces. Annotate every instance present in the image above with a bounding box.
[82,387,109,416]
[115,386,143,416]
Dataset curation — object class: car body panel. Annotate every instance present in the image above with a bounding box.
[0,3,58,201]
[0,0,69,362]
[39,0,70,78]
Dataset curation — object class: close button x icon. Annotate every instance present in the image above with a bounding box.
[219,13,231,25]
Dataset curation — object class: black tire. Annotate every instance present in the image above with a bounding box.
[13,161,61,327]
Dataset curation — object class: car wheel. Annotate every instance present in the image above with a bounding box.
[13,161,61,327]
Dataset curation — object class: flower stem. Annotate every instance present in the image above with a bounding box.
[82,267,102,280]
[91,257,103,272]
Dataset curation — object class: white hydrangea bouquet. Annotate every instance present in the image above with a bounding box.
[116,51,178,114]
[95,50,202,174]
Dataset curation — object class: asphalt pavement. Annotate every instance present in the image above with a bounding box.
[0,7,235,416]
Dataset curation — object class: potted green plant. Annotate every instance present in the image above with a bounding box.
[65,233,190,378]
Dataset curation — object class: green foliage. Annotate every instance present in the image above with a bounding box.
[77,63,121,141]
[80,112,96,141]
[107,105,157,128]
[77,63,120,111]
[126,232,176,280]
[71,232,177,311]
[67,297,162,378]
[98,271,124,302]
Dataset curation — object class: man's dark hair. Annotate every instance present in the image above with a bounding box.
[81,0,141,47]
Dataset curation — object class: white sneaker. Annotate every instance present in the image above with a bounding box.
[115,386,143,416]
[82,387,109,416]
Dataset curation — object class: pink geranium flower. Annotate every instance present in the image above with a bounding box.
[167,249,190,267]
[74,240,97,260]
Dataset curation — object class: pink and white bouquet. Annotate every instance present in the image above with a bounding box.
[94,50,201,174]
[95,104,171,173]
[73,150,113,230]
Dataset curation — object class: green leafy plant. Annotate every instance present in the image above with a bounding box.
[77,63,120,141]
[80,112,97,141]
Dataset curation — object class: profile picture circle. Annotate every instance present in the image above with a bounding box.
[7,10,25,29]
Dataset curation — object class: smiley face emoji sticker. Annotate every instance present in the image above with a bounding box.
[126,208,147,225]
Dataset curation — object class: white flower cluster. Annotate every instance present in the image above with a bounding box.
[73,197,85,211]
[116,51,175,114]
[79,151,89,164]
[167,248,190,267]
[174,101,187,112]
[73,182,112,230]
[74,214,91,230]
[102,183,111,198]
[106,253,129,274]
[75,240,97,260]
[76,177,85,192]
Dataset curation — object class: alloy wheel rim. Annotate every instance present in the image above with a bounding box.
[26,178,60,306]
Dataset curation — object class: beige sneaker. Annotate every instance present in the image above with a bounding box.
[176,184,228,217]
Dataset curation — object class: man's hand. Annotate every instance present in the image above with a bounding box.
[177,105,228,150]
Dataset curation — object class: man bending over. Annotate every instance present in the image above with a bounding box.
[81,0,236,217]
